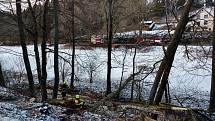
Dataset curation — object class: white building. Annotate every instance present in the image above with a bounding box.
[189,6,214,31]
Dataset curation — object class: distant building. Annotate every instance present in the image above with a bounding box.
[189,5,214,31]
[142,20,154,30]
[146,0,153,4]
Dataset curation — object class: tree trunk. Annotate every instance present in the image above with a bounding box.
[16,0,35,96]
[62,62,65,82]
[41,0,49,102]
[106,0,113,95]
[148,56,166,104]
[165,83,169,103]
[90,71,93,83]
[27,0,42,85]
[209,1,215,113]
[149,0,194,104]
[118,49,128,98]
[131,48,137,100]
[53,0,60,99]
[0,64,6,87]
[70,0,75,88]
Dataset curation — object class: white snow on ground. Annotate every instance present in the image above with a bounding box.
[0,45,212,95]
[0,87,116,121]
[0,87,109,121]
[0,101,109,121]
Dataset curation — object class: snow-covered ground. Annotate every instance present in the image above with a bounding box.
[0,86,117,121]
[0,45,212,101]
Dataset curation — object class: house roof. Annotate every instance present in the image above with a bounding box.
[190,6,214,18]
[144,21,153,24]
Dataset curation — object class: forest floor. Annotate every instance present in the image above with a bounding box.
[0,86,214,121]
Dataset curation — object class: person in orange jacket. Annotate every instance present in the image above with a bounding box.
[73,93,84,109]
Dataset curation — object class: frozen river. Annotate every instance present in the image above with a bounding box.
[0,45,212,96]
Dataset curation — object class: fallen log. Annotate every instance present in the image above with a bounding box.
[106,68,144,100]
[88,67,146,113]
[48,99,75,107]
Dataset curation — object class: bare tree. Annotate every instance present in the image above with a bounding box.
[41,0,49,101]
[16,0,35,96]
[83,51,102,83]
[131,48,137,100]
[106,0,113,95]
[53,0,60,99]
[26,0,42,85]
[148,0,194,105]
[70,0,75,88]
[209,0,215,113]
[118,48,128,96]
